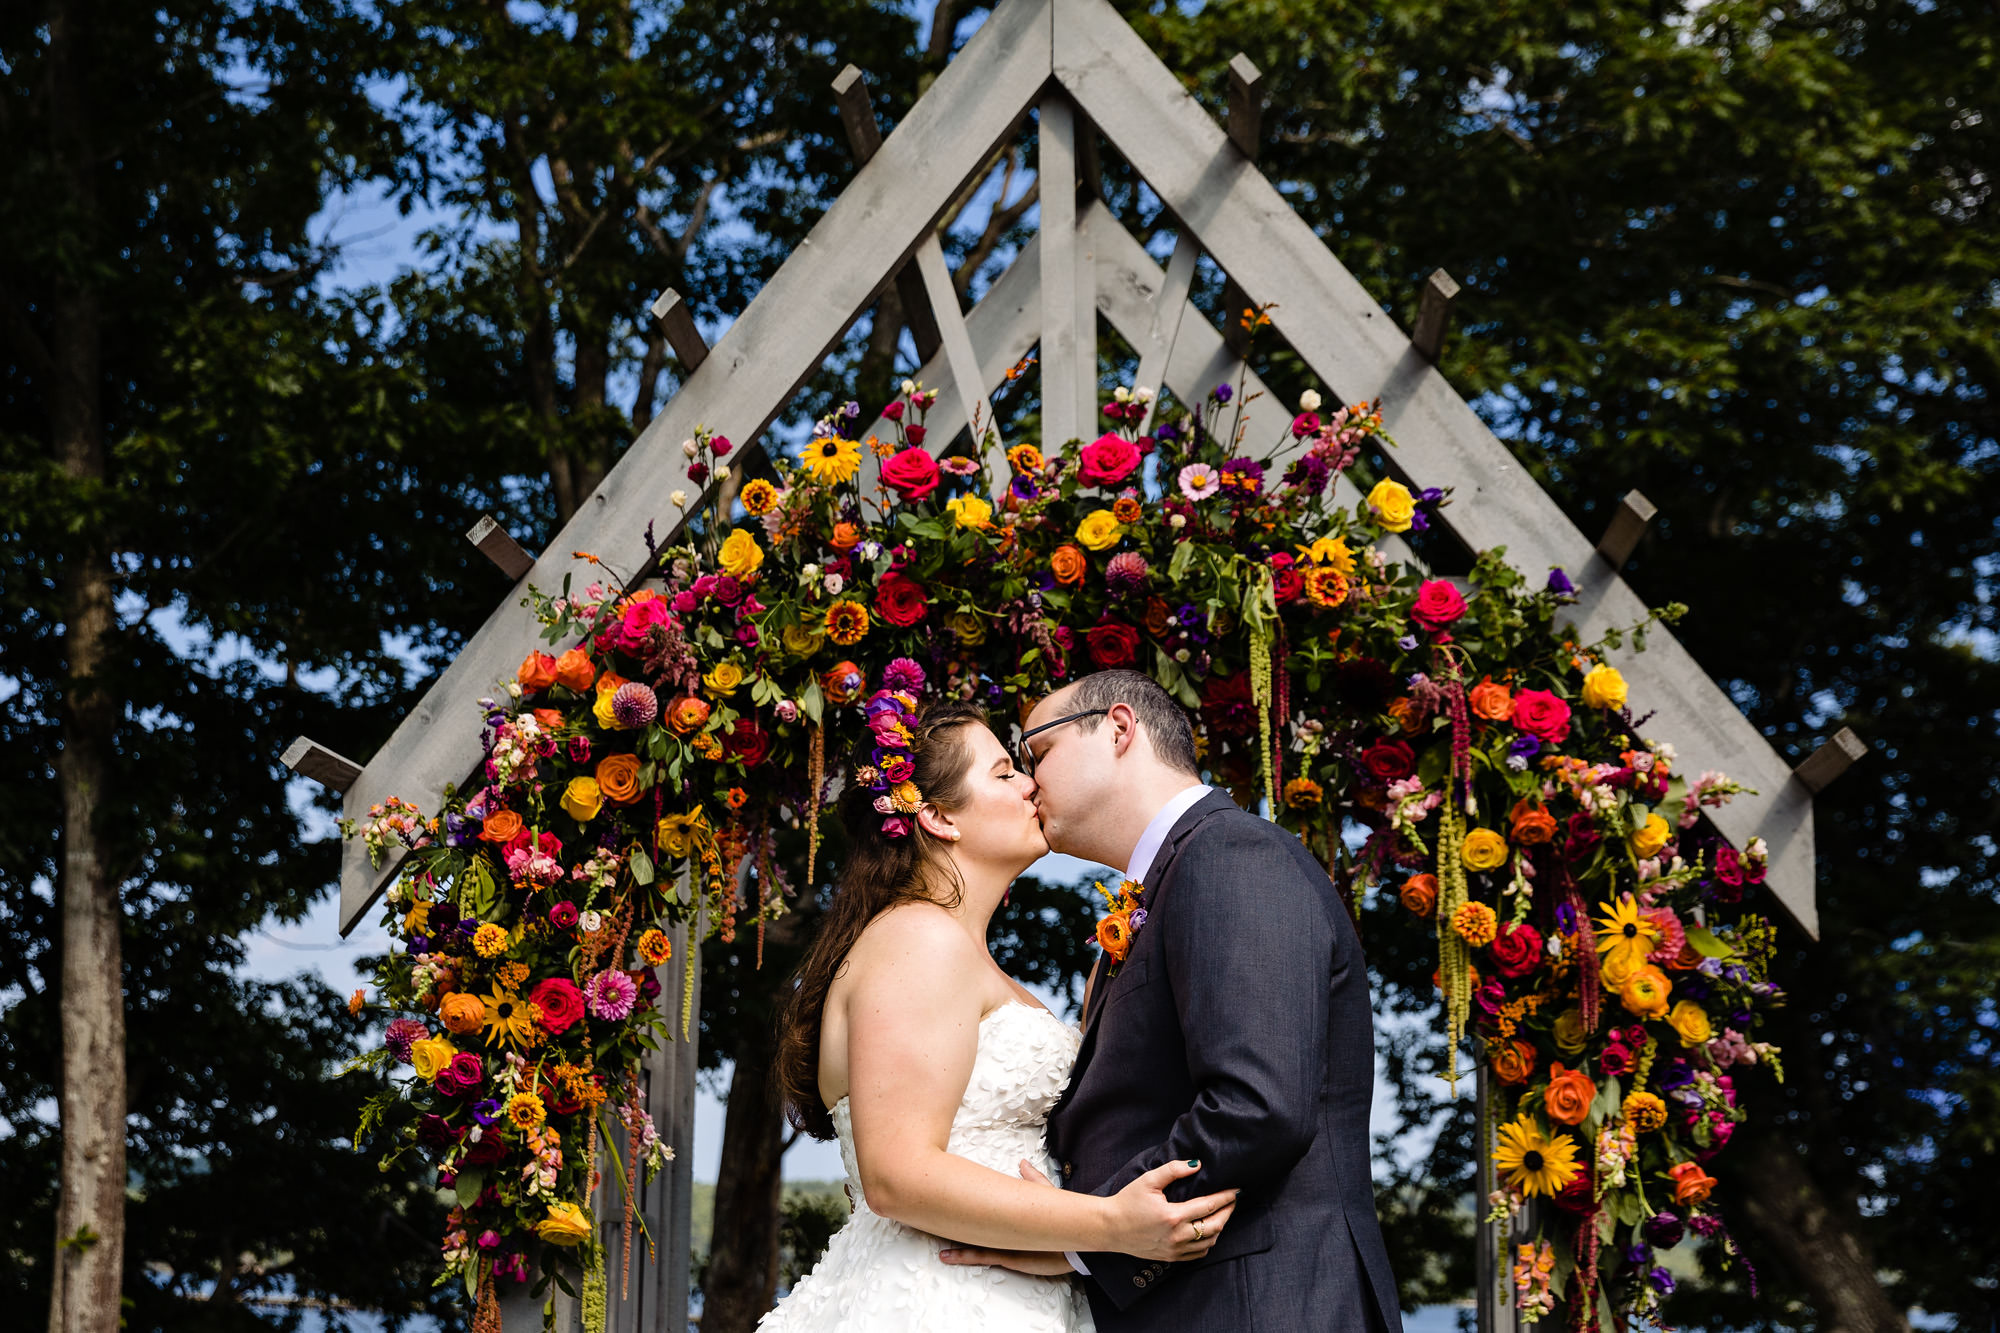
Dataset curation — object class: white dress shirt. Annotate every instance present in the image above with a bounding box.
[1066,783,1213,1276]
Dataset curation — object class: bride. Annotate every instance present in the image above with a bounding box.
[760,698,1239,1331]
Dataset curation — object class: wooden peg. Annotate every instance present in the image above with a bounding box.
[1227,54,1264,159]
[1594,490,1658,571]
[1795,727,1868,794]
[280,736,363,792]
[465,514,535,582]
[831,64,943,362]
[1411,267,1461,364]
[649,289,709,372]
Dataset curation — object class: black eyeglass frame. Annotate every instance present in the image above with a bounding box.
[1015,708,1110,776]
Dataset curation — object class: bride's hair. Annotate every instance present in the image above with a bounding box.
[775,699,990,1140]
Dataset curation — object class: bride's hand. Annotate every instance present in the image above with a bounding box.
[937,1246,1075,1276]
[1107,1159,1239,1263]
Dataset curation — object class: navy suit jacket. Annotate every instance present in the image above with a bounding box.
[1045,790,1403,1332]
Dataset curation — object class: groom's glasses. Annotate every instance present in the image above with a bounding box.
[1015,709,1109,777]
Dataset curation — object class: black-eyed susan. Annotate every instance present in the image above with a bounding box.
[480,987,539,1049]
[802,435,861,485]
[1493,1113,1582,1196]
[1595,894,1663,975]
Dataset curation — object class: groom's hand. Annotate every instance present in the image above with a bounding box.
[1016,1159,1056,1187]
[937,1246,1075,1276]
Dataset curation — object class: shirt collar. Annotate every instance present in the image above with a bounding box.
[1125,784,1213,886]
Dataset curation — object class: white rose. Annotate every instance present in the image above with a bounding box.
[671,490,688,509]
[1113,386,1131,403]
[900,379,916,396]
[1299,389,1322,412]
[681,438,698,458]
[1134,386,1154,403]
[580,910,604,933]
[1169,513,1187,529]
[800,563,820,581]
[824,574,845,595]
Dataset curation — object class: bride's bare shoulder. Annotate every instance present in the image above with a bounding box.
[843,900,982,978]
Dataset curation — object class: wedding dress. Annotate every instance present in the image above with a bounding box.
[757,1001,1094,1333]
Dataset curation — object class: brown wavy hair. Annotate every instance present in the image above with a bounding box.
[775,700,990,1140]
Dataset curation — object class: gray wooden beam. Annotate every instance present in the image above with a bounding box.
[1794,727,1868,795]
[832,64,945,364]
[1219,54,1264,358]
[647,289,709,372]
[1134,228,1198,437]
[335,0,1055,932]
[1594,489,1657,572]
[914,239,1003,460]
[1055,0,1818,937]
[1038,93,1094,445]
[1410,267,1461,364]
[465,513,536,582]
[280,736,363,792]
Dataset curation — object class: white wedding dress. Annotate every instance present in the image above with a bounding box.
[757,1002,1094,1333]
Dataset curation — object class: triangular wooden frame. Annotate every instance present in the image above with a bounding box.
[311,0,1824,940]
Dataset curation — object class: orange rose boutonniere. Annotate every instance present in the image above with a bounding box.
[1092,879,1146,978]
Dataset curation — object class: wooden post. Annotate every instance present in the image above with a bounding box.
[1794,727,1868,794]
[279,736,362,792]
[1411,268,1461,365]
[1220,55,1263,358]
[1475,1063,1523,1333]
[1134,220,1199,438]
[466,514,537,582]
[1594,490,1658,572]
[648,290,709,372]
[832,65,944,364]
[1038,93,1092,445]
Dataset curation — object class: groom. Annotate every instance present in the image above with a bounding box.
[1014,669,1401,1330]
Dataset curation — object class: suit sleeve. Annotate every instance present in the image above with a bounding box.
[1078,816,1338,1302]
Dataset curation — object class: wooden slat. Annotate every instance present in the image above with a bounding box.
[465,514,536,582]
[1594,489,1657,571]
[1038,93,1088,446]
[336,0,1056,932]
[279,736,362,792]
[1795,726,1868,795]
[1055,0,1817,937]
[1134,226,1199,437]
[914,240,1004,463]
[1410,267,1461,364]
[833,64,944,363]
[647,289,709,372]
[1219,54,1263,357]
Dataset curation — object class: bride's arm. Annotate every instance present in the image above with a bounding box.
[844,909,1233,1259]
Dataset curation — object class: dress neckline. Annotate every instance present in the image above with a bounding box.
[828,1001,1060,1112]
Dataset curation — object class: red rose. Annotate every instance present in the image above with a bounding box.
[1510,688,1573,743]
[1078,433,1142,487]
[1488,921,1544,978]
[1085,620,1141,669]
[905,424,927,446]
[874,572,929,626]
[1359,739,1417,782]
[1411,579,1468,630]
[882,400,905,421]
[1273,569,1303,604]
[529,978,585,1035]
[880,447,939,500]
[726,717,771,768]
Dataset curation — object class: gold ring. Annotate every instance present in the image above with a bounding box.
[1191,1219,1205,1241]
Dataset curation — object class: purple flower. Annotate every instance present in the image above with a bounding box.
[1508,735,1543,760]
[1213,383,1232,403]
[1129,907,1148,931]
[1009,473,1040,501]
[882,657,927,692]
[1284,452,1331,492]
[443,812,474,848]
[1649,1268,1675,1295]
[584,968,639,1021]
[384,1018,429,1063]
[478,1230,501,1250]
[1397,634,1419,651]
[1104,552,1150,592]
[611,682,659,728]
[1419,486,1445,504]
[1218,457,1265,494]
[472,1099,502,1127]
[1547,567,1575,597]
[1645,1210,1684,1248]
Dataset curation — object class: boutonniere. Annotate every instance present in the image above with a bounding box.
[1092,879,1148,978]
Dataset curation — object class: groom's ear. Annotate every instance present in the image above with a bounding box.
[1106,702,1141,758]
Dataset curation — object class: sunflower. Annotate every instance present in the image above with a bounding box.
[740,478,780,516]
[480,987,539,1049]
[825,600,870,646]
[1493,1114,1582,1197]
[802,435,861,485]
[1595,894,1664,975]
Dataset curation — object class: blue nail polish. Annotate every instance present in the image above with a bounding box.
[1187,1158,1200,1168]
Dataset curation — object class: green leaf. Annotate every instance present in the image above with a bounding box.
[630,847,656,886]
[1685,926,1733,958]
[800,676,824,725]
[455,1168,485,1208]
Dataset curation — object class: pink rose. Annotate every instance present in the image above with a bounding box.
[1511,689,1573,744]
[880,447,940,500]
[1078,433,1142,487]
[529,978,586,1035]
[1411,579,1468,630]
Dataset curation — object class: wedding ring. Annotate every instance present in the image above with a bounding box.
[1191,1219,1205,1241]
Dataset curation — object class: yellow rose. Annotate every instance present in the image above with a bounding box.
[1668,1000,1713,1047]
[591,688,619,729]
[1461,827,1509,872]
[535,1201,594,1247]
[1552,1008,1588,1055]
[561,776,603,823]
[1367,479,1416,533]
[410,1036,454,1082]
[947,611,987,646]
[945,495,993,529]
[703,660,745,698]
[718,528,764,580]
[781,623,824,658]
[1599,948,1640,989]
[1075,508,1124,552]
[1581,664,1628,711]
[1630,812,1671,859]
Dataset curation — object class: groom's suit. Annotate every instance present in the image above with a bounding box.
[1046,788,1403,1332]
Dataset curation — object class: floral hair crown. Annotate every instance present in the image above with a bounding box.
[852,689,926,838]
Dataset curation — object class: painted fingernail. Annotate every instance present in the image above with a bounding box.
[1187,1158,1200,1168]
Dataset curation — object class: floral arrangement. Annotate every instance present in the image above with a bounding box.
[343,352,1783,1329]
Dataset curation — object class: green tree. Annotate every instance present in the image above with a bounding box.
[1122,0,1998,1326]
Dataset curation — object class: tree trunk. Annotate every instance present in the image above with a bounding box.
[700,1021,786,1333]
[43,3,125,1329]
[1734,1132,1910,1333]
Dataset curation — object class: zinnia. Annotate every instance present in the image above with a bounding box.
[825,600,870,645]
[585,969,639,1021]
[1452,901,1498,947]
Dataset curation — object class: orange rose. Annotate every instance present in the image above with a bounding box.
[665,695,712,736]
[1667,1160,1717,1206]
[1142,597,1172,638]
[595,670,629,697]
[1509,798,1558,846]
[1399,873,1438,918]
[1095,911,1132,963]
[553,648,596,692]
[439,991,485,1035]
[480,810,524,843]
[1387,697,1423,736]
[1468,675,1513,722]
[596,753,643,804]
[830,522,862,551]
[822,661,865,705]
[518,651,558,690]
[1050,544,1087,585]
[1543,1062,1597,1126]
[1490,1039,1537,1086]
[532,708,564,731]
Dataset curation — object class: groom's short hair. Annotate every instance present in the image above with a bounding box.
[1066,669,1201,777]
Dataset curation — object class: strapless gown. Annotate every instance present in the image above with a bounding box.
[756,1002,1094,1332]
